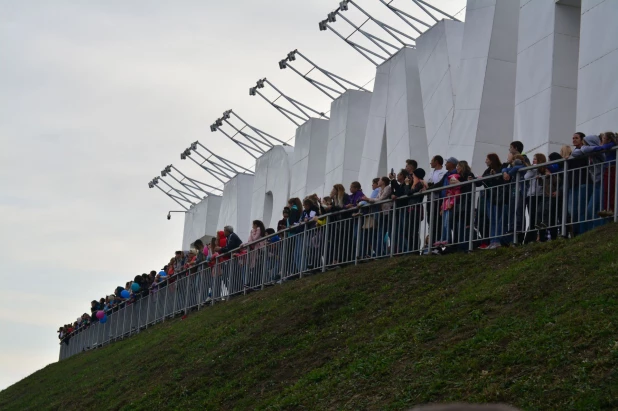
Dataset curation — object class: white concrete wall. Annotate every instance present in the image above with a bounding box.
[576,0,618,133]
[250,145,294,230]
[217,173,254,243]
[181,195,222,251]
[290,118,330,199]
[359,60,390,186]
[324,90,372,194]
[449,0,519,173]
[386,48,429,171]
[514,0,580,157]
[417,20,464,160]
[359,47,429,185]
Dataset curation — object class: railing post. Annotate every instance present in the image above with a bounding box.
[322,215,330,273]
[354,213,361,265]
[427,194,435,255]
[513,171,521,244]
[299,225,308,278]
[184,272,191,314]
[162,279,169,322]
[390,201,397,258]
[172,275,180,316]
[260,244,268,290]
[561,160,569,237]
[145,293,151,329]
[197,267,205,310]
[614,152,618,224]
[468,183,476,251]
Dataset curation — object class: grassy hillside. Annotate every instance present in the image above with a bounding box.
[2,225,618,410]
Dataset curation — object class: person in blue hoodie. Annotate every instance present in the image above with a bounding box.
[572,134,606,232]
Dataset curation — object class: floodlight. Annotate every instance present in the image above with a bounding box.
[190,142,197,150]
[222,110,231,120]
[249,86,256,96]
[180,152,186,160]
[327,12,337,23]
[319,20,327,31]
[340,1,349,11]
[215,118,223,127]
[256,78,265,89]
[210,124,217,132]
[148,181,154,188]
[278,59,287,70]
[287,50,297,61]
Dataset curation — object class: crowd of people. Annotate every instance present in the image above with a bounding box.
[58,131,617,344]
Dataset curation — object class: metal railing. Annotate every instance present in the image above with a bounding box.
[59,148,618,360]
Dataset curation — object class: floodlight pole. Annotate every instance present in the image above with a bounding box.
[249,78,329,126]
[149,178,192,210]
[169,165,221,196]
[279,50,369,99]
[153,184,189,210]
[161,166,203,201]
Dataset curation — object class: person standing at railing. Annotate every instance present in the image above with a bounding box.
[404,168,427,252]
[572,135,606,233]
[390,169,410,253]
[478,153,506,250]
[436,173,461,249]
[361,176,392,257]
[567,132,590,236]
[453,161,476,249]
[427,156,448,245]
[299,198,320,271]
[592,131,616,218]
[324,185,350,265]
[521,153,555,244]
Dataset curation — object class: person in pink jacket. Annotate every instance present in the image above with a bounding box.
[437,174,461,246]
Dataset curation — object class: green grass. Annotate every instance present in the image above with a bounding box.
[2,224,618,410]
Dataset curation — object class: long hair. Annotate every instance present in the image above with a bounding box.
[252,220,266,237]
[560,145,572,159]
[287,197,302,210]
[331,184,346,207]
[534,153,548,174]
[601,131,617,144]
[457,160,472,177]
[486,153,502,172]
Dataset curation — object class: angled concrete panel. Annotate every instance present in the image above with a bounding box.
[250,145,294,230]
[181,195,222,251]
[417,20,464,160]
[217,173,254,243]
[290,118,330,200]
[576,0,618,133]
[359,60,391,186]
[324,90,372,194]
[449,0,519,173]
[514,0,580,156]
[386,48,429,170]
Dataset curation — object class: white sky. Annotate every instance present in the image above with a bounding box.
[0,0,465,390]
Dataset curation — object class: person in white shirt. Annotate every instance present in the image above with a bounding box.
[427,155,447,243]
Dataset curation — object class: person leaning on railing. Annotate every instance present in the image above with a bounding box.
[593,131,617,217]
[572,135,607,233]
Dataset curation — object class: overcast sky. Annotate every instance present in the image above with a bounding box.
[0,0,464,390]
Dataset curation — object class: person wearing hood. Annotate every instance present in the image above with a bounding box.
[572,134,606,232]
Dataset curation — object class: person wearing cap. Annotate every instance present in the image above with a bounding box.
[405,168,427,251]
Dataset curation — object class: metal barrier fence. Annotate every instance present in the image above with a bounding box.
[59,148,618,360]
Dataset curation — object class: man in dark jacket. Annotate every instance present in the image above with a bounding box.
[217,226,243,254]
[567,132,592,236]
